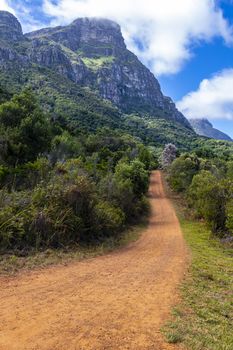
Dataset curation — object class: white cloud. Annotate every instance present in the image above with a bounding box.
[6,0,45,32]
[177,69,233,120]
[0,0,15,14]
[42,0,233,75]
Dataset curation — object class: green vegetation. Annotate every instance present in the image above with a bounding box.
[0,89,52,165]
[2,61,233,154]
[164,149,233,349]
[0,74,233,274]
[123,114,196,150]
[0,67,121,134]
[0,88,155,256]
[163,216,233,350]
[81,56,115,70]
[0,68,205,150]
[0,86,232,259]
[0,222,146,275]
[168,153,233,237]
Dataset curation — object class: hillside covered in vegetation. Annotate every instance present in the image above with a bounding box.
[0,10,233,257]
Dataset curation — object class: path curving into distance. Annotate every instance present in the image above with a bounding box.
[0,171,187,350]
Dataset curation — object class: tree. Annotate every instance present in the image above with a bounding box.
[227,161,233,180]
[168,154,200,192]
[226,199,233,235]
[0,89,52,165]
[115,159,149,197]
[189,171,227,234]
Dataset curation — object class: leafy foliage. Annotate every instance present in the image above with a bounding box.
[0,89,153,252]
[168,154,200,192]
[0,89,52,165]
[0,83,232,253]
[168,152,233,237]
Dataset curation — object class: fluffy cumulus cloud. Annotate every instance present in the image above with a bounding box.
[42,0,233,75]
[177,69,233,120]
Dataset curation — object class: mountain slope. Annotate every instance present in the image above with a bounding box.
[0,11,196,148]
[25,17,191,127]
[0,12,191,125]
[189,118,232,141]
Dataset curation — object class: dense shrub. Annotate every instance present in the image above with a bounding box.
[0,90,154,252]
[227,161,233,179]
[226,199,233,234]
[168,154,200,192]
[189,171,227,233]
[93,201,125,237]
[115,159,149,197]
[0,172,126,250]
[0,89,52,165]
[0,159,150,251]
[168,153,233,237]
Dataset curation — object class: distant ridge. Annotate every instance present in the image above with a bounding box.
[189,118,232,141]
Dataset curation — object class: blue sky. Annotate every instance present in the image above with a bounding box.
[1,0,233,138]
[160,1,233,137]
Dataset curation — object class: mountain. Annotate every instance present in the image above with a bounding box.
[0,11,195,147]
[25,17,190,126]
[189,118,232,142]
[0,10,24,42]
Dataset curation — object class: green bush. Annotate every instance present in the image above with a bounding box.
[226,199,233,235]
[0,89,52,165]
[168,152,233,237]
[94,201,125,237]
[0,89,153,253]
[168,154,199,192]
[115,159,149,197]
[189,171,227,233]
[227,161,233,180]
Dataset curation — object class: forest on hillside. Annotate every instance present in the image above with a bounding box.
[0,88,156,252]
[0,87,232,255]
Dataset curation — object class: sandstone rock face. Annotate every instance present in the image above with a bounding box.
[0,11,23,42]
[26,18,126,56]
[0,11,191,129]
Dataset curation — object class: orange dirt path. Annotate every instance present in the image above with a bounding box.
[0,171,187,350]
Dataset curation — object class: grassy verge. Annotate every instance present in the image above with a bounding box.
[163,190,233,350]
[0,221,146,276]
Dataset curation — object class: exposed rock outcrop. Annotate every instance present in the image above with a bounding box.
[0,11,191,129]
[0,11,23,42]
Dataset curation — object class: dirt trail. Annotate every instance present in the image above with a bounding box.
[0,171,187,350]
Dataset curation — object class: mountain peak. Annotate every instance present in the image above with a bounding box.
[198,118,213,127]
[189,118,232,141]
[1,13,191,129]
[0,11,23,42]
[71,17,121,30]
[71,17,126,52]
[26,16,126,55]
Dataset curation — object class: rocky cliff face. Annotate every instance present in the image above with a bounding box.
[0,11,29,69]
[189,118,232,141]
[0,11,191,129]
[27,18,126,55]
[0,11,23,42]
